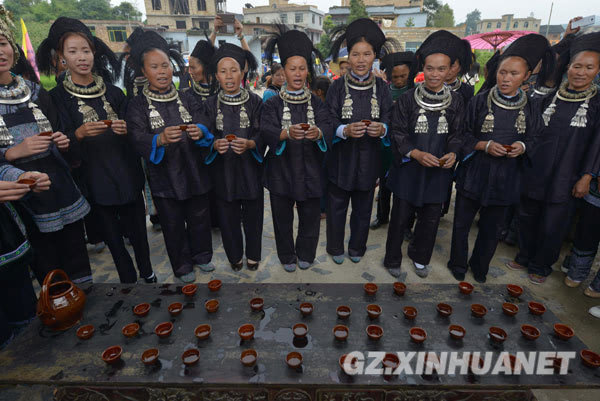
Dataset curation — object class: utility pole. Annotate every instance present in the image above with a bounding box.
[545,2,553,37]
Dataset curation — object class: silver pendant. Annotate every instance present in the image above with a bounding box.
[102,95,119,121]
[240,104,250,129]
[341,94,353,120]
[78,99,99,123]
[481,112,494,133]
[515,110,526,134]
[148,104,165,130]
[415,109,428,134]
[542,102,556,126]
[570,102,589,128]
[437,111,448,134]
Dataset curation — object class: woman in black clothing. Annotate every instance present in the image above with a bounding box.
[198,43,263,271]
[325,18,394,265]
[126,31,214,283]
[45,19,156,284]
[448,34,550,283]
[261,29,333,272]
[185,39,216,103]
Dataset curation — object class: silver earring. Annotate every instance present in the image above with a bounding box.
[61,59,66,65]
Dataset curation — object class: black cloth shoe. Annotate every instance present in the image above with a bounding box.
[450,269,465,281]
[370,218,388,230]
[144,273,157,283]
[231,261,243,271]
[247,261,259,271]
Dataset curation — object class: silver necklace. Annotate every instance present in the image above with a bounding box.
[414,83,452,135]
[216,89,250,131]
[0,75,31,105]
[481,86,527,134]
[192,80,211,99]
[542,79,597,127]
[279,84,315,130]
[63,72,118,123]
[342,73,379,120]
[143,82,191,130]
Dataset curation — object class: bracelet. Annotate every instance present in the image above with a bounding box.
[157,135,162,147]
[238,34,244,40]
[312,128,323,142]
[342,126,348,139]
[484,140,492,154]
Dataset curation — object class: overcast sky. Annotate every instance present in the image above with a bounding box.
[127,0,597,25]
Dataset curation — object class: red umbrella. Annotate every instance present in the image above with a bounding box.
[464,30,538,51]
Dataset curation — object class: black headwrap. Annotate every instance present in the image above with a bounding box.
[210,43,257,86]
[128,30,186,77]
[35,17,120,84]
[415,30,472,73]
[483,34,555,90]
[265,26,322,83]
[190,38,216,83]
[11,47,39,84]
[552,32,600,84]
[330,18,387,61]
[381,51,415,84]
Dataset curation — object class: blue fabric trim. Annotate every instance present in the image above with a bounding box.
[317,136,327,152]
[0,164,25,182]
[381,123,390,147]
[332,136,342,145]
[150,134,165,165]
[251,148,264,163]
[205,142,218,165]
[0,240,30,268]
[275,140,286,156]
[462,151,476,162]
[401,156,411,164]
[195,124,214,147]
[262,90,277,103]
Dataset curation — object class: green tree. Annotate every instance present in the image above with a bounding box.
[317,15,336,59]
[348,0,368,24]
[113,2,143,21]
[431,4,455,28]
[465,9,481,35]
[405,17,415,27]
[423,0,441,27]
[78,0,113,20]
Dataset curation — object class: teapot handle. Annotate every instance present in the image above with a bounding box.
[38,269,70,321]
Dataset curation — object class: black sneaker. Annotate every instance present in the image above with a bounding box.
[144,273,157,284]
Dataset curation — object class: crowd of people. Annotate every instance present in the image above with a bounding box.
[1,8,600,348]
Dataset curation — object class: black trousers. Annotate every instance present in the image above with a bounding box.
[573,201,600,252]
[384,197,442,268]
[0,261,37,346]
[29,219,92,284]
[376,175,392,223]
[209,190,220,229]
[216,193,263,264]
[326,182,375,257]
[448,193,507,279]
[516,196,575,277]
[94,196,153,283]
[153,195,212,277]
[271,193,321,264]
[83,204,104,244]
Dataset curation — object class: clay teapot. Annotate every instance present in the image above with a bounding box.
[37,269,86,331]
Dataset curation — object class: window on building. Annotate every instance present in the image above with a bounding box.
[487,22,491,28]
[107,26,127,42]
[513,22,518,28]
[524,21,529,28]
[295,13,303,23]
[256,17,260,23]
[192,19,209,30]
[152,0,161,10]
[281,14,287,23]
[197,0,206,11]
[496,21,501,28]
[406,41,421,52]
[319,16,322,25]
[169,0,190,15]
[176,20,187,29]
[312,14,315,24]
[87,26,96,36]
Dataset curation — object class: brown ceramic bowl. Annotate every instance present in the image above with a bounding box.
[38,131,53,137]
[238,323,255,340]
[194,324,211,340]
[580,349,600,368]
[521,324,540,340]
[122,322,140,338]
[179,124,187,131]
[507,284,523,298]
[225,134,237,142]
[393,282,406,296]
[133,302,150,317]
[382,353,400,371]
[168,302,183,317]
[471,304,487,318]
[182,284,198,297]
[502,302,519,316]
[366,324,383,341]
[207,279,222,292]
[459,281,474,295]
[333,324,349,341]
[336,305,352,319]
[16,178,36,187]
[554,323,574,341]
[437,303,453,317]
[403,306,417,320]
[241,349,257,367]
[410,327,427,344]
[449,324,466,340]
[361,119,371,126]
[528,301,546,316]
[299,302,313,316]
[489,326,507,343]
[300,123,310,131]
[250,297,264,311]
[363,283,378,296]
[104,120,113,127]
[102,345,122,365]
[439,159,445,167]
[292,323,308,338]
[366,304,382,320]
[141,348,159,365]
[76,324,95,340]
[205,299,219,313]
[503,144,513,152]
[155,321,174,339]
[286,351,303,368]
[182,348,200,366]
